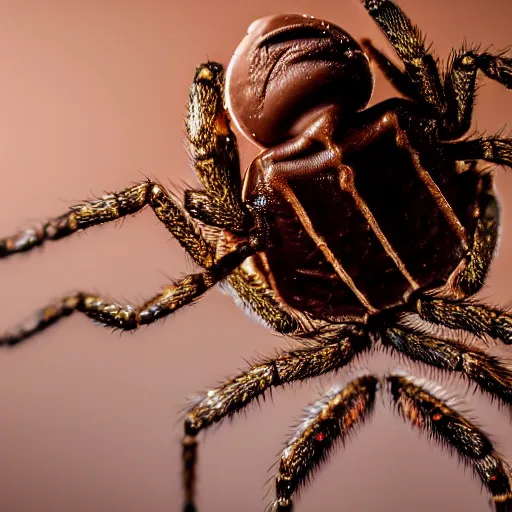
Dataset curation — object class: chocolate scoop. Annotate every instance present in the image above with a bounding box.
[225,14,374,148]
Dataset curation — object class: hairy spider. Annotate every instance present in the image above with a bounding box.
[1,0,512,511]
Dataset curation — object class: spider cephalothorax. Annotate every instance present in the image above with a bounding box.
[1,1,512,511]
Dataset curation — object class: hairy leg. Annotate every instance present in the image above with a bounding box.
[224,255,351,338]
[361,38,423,102]
[442,137,512,169]
[185,62,249,231]
[360,0,445,116]
[453,184,499,297]
[272,375,378,512]
[409,163,509,345]
[181,327,372,511]
[1,62,249,257]
[443,49,512,138]
[224,267,304,335]
[414,296,512,346]
[389,374,512,511]
[0,181,214,268]
[1,240,255,345]
[435,170,499,297]
[188,66,303,335]
[380,325,512,405]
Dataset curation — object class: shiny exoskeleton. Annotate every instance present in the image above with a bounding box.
[2,1,512,511]
[243,97,487,321]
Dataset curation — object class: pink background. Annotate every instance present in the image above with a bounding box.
[0,1,511,511]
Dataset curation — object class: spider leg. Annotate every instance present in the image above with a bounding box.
[380,325,512,405]
[414,295,512,346]
[408,170,509,344]
[361,38,423,102]
[1,61,249,258]
[181,327,372,511]
[443,49,512,138]
[0,181,214,268]
[360,0,446,116]
[388,374,512,512]
[442,137,512,169]
[435,169,498,298]
[361,0,512,139]
[224,255,354,340]
[0,240,256,345]
[184,62,249,231]
[271,375,378,512]
[452,179,499,297]
[224,266,304,335]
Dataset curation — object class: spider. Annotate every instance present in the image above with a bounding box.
[1,0,512,510]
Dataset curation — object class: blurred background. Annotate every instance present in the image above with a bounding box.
[0,0,511,511]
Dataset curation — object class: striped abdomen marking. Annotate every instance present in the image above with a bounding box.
[248,109,472,322]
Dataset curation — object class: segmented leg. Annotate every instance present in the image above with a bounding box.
[442,137,512,169]
[361,0,446,116]
[1,241,255,345]
[224,267,304,335]
[225,256,353,339]
[185,61,307,336]
[443,49,512,138]
[388,374,512,511]
[407,167,503,336]
[0,181,214,268]
[414,296,512,346]
[454,185,499,297]
[1,62,248,258]
[380,326,512,405]
[272,376,378,512]
[361,39,423,102]
[185,62,249,232]
[2,257,313,346]
[432,169,498,297]
[181,328,372,512]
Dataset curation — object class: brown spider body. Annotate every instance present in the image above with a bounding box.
[242,106,491,323]
[2,1,512,511]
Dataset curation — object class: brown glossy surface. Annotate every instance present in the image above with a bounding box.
[0,1,511,512]
[247,101,482,320]
[226,14,372,147]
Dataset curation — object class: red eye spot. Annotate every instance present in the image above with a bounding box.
[432,412,443,421]
[315,432,325,442]
[490,475,498,481]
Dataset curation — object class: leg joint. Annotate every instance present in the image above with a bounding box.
[184,413,201,437]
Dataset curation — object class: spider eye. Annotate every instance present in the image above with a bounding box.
[225,14,374,147]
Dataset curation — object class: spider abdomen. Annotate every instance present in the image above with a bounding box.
[247,113,486,322]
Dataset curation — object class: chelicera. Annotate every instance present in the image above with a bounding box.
[2,1,512,510]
